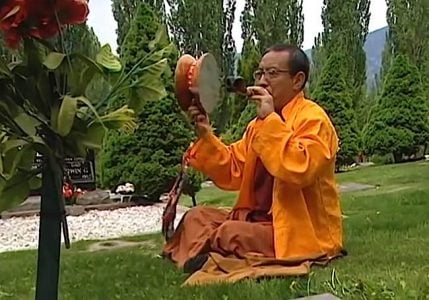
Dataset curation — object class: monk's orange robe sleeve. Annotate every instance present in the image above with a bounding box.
[187,129,249,191]
[252,111,338,188]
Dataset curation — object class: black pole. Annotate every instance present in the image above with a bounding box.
[35,157,63,300]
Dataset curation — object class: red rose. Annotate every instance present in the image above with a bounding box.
[56,0,89,25]
[26,0,60,39]
[29,17,61,39]
[3,27,21,48]
[0,0,90,48]
[28,0,89,39]
[0,0,27,31]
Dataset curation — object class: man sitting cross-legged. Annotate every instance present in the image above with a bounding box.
[162,44,345,276]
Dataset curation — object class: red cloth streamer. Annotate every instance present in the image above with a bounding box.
[162,149,192,241]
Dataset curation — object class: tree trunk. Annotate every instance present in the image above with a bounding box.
[191,194,197,207]
[35,157,64,300]
[393,152,402,163]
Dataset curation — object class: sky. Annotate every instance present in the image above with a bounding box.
[87,0,388,53]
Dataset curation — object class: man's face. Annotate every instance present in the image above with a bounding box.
[254,51,303,110]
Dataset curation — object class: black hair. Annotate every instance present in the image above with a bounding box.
[263,44,310,90]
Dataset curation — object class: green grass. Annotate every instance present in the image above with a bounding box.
[1,162,429,299]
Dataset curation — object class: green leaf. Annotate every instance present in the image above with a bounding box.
[0,139,28,155]
[148,24,170,51]
[140,58,168,78]
[75,96,105,128]
[0,173,31,212]
[23,39,43,75]
[141,44,174,66]
[71,53,105,74]
[0,97,20,119]
[18,147,36,172]
[29,175,42,190]
[75,66,97,95]
[68,54,105,96]
[66,122,106,156]
[43,52,66,70]
[56,96,78,136]
[95,106,136,132]
[0,56,11,77]
[31,136,46,146]
[2,144,33,178]
[81,123,106,150]
[129,75,167,111]
[96,44,122,72]
[14,113,40,136]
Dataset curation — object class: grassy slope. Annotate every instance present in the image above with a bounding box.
[0,162,428,299]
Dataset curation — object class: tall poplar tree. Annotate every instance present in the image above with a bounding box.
[310,0,370,166]
[166,0,237,132]
[381,0,429,93]
[251,0,304,52]
[311,0,370,107]
[225,0,304,142]
[112,0,166,54]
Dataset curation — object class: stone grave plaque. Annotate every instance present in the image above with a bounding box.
[31,151,96,193]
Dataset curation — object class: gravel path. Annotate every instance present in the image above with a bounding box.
[0,204,187,253]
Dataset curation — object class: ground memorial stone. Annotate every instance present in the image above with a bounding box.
[31,151,97,193]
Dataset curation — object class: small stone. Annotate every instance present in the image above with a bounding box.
[75,190,111,205]
[66,205,86,216]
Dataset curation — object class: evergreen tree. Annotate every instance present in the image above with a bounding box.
[251,0,304,52]
[59,24,101,57]
[166,0,237,132]
[363,54,429,162]
[378,0,429,156]
[309,0,370,165]
[312,52,359,169]
[230,40,260,124]
[381,0,429,95]
[311,0,370,107]
[226,0,260,128]
[101,3,203,201]
[225,0,304,141]
[112,0,166,54]
[166,0,235,76]
[120,4,164,73]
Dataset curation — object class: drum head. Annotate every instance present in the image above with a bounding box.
[196,53,221,114]
[174,53,221,114]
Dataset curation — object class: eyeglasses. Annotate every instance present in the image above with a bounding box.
[253,68,291,80]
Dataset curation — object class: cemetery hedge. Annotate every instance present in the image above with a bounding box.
[99,3,203,200]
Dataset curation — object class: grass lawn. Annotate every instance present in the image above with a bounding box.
[1,161,429,299]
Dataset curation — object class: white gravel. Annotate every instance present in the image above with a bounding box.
[0,204,187,253]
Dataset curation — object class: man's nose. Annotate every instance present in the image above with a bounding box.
[256,75,269,88]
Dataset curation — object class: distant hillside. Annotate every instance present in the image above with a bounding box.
[304,26,388,89]
[364,26,388,88]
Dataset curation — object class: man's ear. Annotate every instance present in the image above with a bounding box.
[293,71,306,90]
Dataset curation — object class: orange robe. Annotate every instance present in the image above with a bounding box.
[186,91,343,261]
